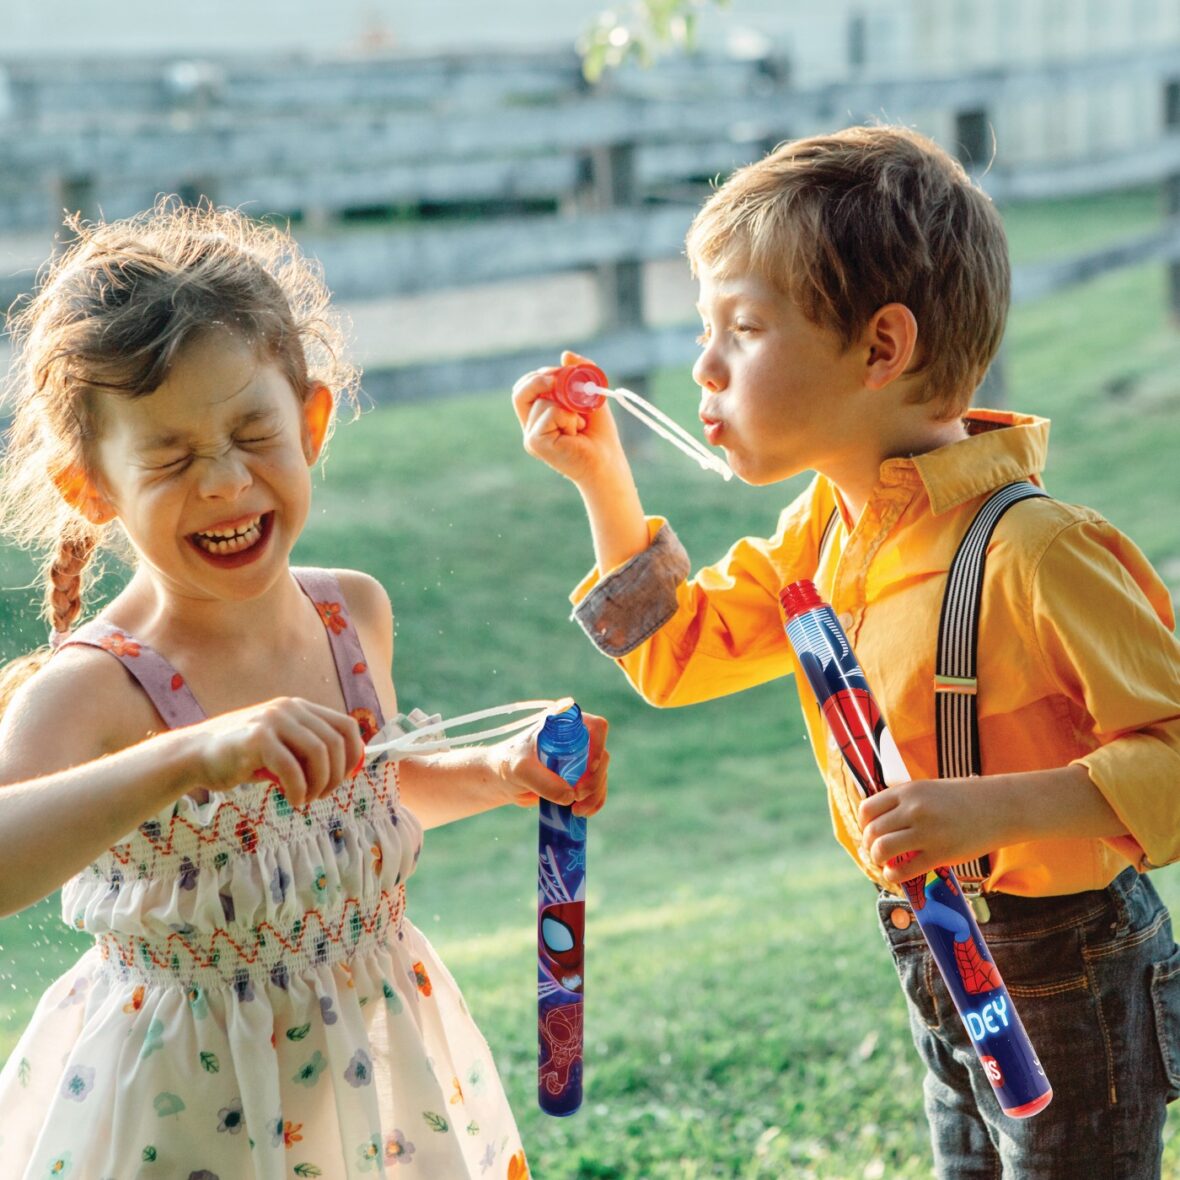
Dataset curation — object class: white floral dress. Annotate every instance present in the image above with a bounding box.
[0,569,529,1180]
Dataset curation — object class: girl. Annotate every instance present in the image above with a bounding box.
[0,200,608,1179]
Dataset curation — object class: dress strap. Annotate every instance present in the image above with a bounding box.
[292,567,387,741]
[54,620,207,728]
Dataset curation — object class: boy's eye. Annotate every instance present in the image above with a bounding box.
[237,433,277,446]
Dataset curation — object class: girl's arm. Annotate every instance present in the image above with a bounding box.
[334,567,610,830]
[0,649,363,916]
[396,713,609,830]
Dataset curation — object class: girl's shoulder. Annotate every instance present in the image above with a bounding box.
[314,567,392,629]
[0,641,161,781]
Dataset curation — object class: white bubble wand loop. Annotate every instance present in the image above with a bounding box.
[364,697,574,760]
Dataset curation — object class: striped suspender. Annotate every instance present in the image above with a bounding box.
[935,480,1049,892]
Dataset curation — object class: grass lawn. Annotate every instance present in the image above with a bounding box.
[1,187,1179,1177]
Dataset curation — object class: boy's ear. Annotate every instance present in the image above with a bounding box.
[302,384,334,464]
[863,304,919,391]
[50,463,116,524]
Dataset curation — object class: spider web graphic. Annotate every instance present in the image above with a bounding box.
[538,846,573,904]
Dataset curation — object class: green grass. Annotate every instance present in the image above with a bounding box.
[2,187,1179,1177]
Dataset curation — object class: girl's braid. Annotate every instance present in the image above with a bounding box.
[45,532,97,641]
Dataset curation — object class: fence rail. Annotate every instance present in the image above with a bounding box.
[2,47,1179,400]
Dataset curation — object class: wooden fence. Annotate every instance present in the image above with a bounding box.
[2,47,1180,401]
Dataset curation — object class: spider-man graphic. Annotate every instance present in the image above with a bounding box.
[902,868,1004,995]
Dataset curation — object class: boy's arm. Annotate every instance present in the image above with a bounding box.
[513,351,649,573]
[862,513,1180,880]
[571,480,837,708]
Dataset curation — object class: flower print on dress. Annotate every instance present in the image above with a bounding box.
[411,961,432,996]
[356,1134,382,1172]
[186,983,209,1019]
[385,1129,416,1165]
[58,976,89,1008]
[178,857,199,891]
[45,1151,73,1176]
[270,862,291,904]
[344,1048,373,1087]
[293,1050,327,1087]
[61,1065,95,1102]
[507,1149,531,1180]
[319,995,338,1025]
[314,600,348,635]
[282,1120,304,1147]
[232,968,254,1003]
[97,632,140,658]
[217,1097,244,1134]
[153,1091,185,1118]
[350,706,379,743]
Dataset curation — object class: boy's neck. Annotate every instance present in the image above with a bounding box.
[832,413,969,523]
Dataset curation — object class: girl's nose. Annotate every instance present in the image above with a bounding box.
[197,452,252,499]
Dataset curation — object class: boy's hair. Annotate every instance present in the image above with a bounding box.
[685,124,1010,418]
[0,198,359,708]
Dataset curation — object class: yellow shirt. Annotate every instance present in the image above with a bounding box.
[571,411,1180,896]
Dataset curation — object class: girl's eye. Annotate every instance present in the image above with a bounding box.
[695,328,711,347]
[156,455,191,473]
[237,433,278,447]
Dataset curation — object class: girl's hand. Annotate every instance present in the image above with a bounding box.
[494,710,610,818]
[512,351,630,488]
[858,776,1011,885]
[186,697,365,809]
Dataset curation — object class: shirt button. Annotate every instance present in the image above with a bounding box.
[889,906,913,930]
[837,611,854,630]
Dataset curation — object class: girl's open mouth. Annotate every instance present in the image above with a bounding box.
[188,512,274,567]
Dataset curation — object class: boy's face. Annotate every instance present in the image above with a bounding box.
[692,263,871,487]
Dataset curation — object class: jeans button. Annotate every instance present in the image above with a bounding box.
[890,906,913,930]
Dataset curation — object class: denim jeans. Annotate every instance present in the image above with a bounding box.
[878,868,1180,1179]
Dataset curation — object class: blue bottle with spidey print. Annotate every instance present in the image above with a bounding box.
[780,580,1052,1119]
[536,704,589,1116]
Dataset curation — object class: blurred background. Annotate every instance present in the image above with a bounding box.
[1,3,1178,1177]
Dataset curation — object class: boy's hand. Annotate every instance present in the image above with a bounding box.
[512,351,630,488]
[493,710,610,818]
[858,776,1009,885]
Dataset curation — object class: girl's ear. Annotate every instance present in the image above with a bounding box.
[50,463,116,524]
[302,384,334,465]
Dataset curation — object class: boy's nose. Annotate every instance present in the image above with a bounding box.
[692,348,725,393]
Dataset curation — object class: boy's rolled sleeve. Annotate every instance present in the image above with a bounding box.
[1030,516,1180,867]
[571,519,690,657]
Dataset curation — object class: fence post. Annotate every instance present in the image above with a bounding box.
[955,107,1008,406]
[1163,79,1180,323]
[590,142,646,391]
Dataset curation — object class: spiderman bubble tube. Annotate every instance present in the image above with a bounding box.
[780,580,1052,1119]
[536,703,590,1116]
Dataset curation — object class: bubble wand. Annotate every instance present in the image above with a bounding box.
[535,702,590,1116]
[780,580,1053,1119]
[541,362,734,481]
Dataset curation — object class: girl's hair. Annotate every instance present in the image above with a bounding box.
[0,197,359,712]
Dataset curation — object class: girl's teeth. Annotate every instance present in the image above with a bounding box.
[195,519,263,554]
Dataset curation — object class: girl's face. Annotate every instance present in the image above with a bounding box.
[89,328,326,605]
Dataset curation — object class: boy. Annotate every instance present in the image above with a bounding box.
[511,125,1180,1178]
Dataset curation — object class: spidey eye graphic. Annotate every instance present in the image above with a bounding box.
[542,915,575,953]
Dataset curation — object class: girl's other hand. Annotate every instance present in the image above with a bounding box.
[187,697,365,809]
[494,710,610,818]
[512,351,629,488]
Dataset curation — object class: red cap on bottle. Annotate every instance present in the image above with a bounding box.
[549,363,607,413]
[779,579,822,620]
